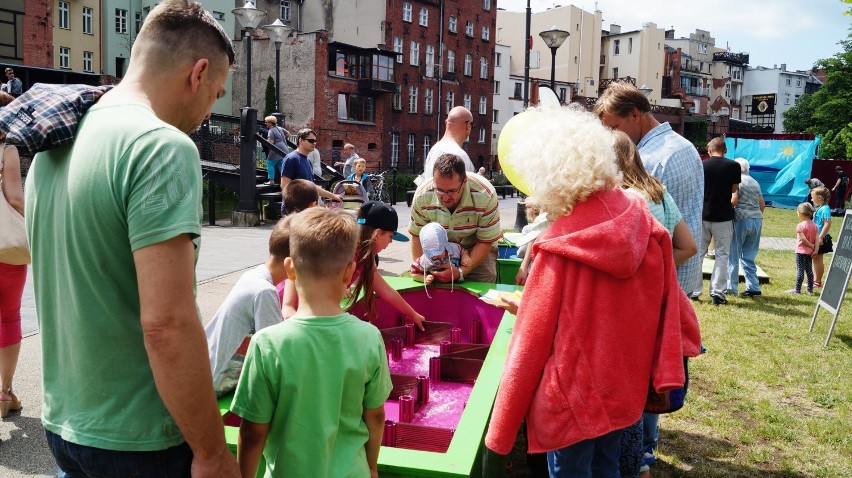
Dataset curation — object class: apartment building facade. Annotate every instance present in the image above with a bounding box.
[599,22,665,104]
[53,0,102,75]
[239,0,497,173]
[1,0,52,68]
[741,64,821,133]
[665,29,715,114]
[709,50,748,120]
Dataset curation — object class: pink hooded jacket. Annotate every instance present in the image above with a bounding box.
[485,188,701,454]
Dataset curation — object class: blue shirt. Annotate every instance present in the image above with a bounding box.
[281,150,314,182]
[814,205,832,236]
[638,122,705,293]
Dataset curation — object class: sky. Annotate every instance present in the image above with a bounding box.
[502,0,852,71]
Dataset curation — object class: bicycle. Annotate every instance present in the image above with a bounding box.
[368,169,394,205]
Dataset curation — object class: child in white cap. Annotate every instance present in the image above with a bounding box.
[410,222,471,285]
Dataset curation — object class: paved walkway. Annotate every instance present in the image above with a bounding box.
[1,197,796,476]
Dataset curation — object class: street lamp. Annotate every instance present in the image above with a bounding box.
[639,84,653,98]
[538,26,570,91]
[263,19,293,113]
[231,1,266,226]
[232,0,266,108]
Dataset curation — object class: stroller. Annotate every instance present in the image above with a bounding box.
[328,180,369,212]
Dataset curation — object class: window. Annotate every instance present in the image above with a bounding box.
[83,7,93,34]
[494,80,500,94]
[613,67,619,79]
[280,1,291,21]
[59,2,69,29]
[732,68,741,80]
[785,93,790,105]
[613,39,620,55]
[423,135,431,162]
[785,77,791,86]
[464,54,472,76]
[392,85,402,111]
[212,11,225,20]
[482,26,490,41]
[513,82,522,98]
[425,45,435,77]
[410,41,420,66]
[391,133,400,167]
[447,50,456,73]
[480,58,488,79]
[796,79,802,87]
[725,84,730,97]
[419,7,428,27]
[372,54,394,82]
[135,12,142,34]
[83,51,93,72]
[479,96,487,114]
[466,21,474,37]
[484,0,491,10]
[425,88,433,114]
[338,93,375,123]
[402,3,412,22]
[559,87,567,102]
[495,52,501,67]
[408,134,416,167]
[493,109,499,123]
[116,9,128,34]
[462,93,471,110]
[478,128,486,143]
[446,91,455,112]
[628,37,633,54]
[394,37,403,64]
[59,47,70,69]
[448,16,457,33]
[409,86,418,113]
[795,94,801,104]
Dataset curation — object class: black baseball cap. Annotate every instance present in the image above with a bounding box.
[357,201,409,242]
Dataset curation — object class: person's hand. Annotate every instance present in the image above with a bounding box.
[408,312,426,331]
[335,161,344,167]
[461,257,472,268]
[191,447,240,478]
[332,194,343,202]
[424,274,435,286]
[370,468,379,478]
[495,293,521,315]
[515,267,528,286]
[429,264,457,283]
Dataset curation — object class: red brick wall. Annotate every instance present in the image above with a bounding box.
[23,0,53,67]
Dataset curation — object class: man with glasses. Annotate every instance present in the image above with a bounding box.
[334,143,360,178]
[281,128,341,209]
[410,153,501,283]
[418,106,476,185]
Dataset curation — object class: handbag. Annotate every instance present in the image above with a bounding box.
[0,143,31,265]
[644,357,689,414]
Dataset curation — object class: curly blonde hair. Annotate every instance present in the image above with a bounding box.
[512,105,619,218]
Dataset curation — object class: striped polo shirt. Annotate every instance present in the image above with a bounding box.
[409,173,502,250]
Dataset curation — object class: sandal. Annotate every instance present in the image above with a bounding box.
[814,281,822,288]
[0,390,21,418]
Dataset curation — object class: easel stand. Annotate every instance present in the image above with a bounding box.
[810,210,852,347]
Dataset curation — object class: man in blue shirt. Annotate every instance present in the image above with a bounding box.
[280,128,341,210]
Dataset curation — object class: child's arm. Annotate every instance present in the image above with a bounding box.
[363,405,386,478]
[281,280,298,320]
[460,249,472,268]
[372,268,426,330]
[238,419,270,478]
[797,231,815,251]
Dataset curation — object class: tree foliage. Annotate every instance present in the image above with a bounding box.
[783,32,852,158]
[264,76,276,117]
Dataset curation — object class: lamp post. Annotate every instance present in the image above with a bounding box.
[263,19,293,113]
[639,84,653,98]
[538,26,569,91]
[232,0,266,226]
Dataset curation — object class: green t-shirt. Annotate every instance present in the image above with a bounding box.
[231,313,392,478]
[24,102,202,450]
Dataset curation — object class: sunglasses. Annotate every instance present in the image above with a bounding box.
[302,138,317,144]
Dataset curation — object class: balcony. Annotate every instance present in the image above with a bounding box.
[713,51,749,65]
[600,54,606,65]
[598,76,636,93]
[358,78,396,93]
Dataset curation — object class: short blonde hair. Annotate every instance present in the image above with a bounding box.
[811,186,830,204]
[593,82,651,118]
[514,106,619,218]
[264,115,277,124]
[288,208,358,280]
[353,157,367,167]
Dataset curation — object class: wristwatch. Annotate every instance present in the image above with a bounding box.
[457,266,465,282]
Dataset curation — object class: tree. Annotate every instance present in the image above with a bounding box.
[783,32,852,158]
[264,76,276,117]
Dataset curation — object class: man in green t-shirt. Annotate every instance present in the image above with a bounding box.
[24,1,239,476]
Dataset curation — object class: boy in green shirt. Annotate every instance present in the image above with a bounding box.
[231,208,392,478]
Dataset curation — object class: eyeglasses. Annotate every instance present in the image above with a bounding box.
[434,181,465,196]
[302,138,317,144]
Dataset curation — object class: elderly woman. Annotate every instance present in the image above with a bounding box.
[264,115,290,185]
[727,158,765,297]
[484,106,701,477]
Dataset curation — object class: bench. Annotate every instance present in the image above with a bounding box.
[493,185,516,199]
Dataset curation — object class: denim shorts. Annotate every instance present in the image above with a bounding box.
[46,430,192,478]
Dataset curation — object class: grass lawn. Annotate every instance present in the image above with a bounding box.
[504,210,852,477]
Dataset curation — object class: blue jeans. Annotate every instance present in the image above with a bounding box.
[547,428,623,478]
[727,217,763,293]
[46,430,192,478]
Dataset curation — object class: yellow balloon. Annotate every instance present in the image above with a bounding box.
[497,111,540,196]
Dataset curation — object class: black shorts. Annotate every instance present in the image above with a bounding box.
[818,234,833,255]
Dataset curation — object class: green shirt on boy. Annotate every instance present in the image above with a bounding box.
[231,313,392,478]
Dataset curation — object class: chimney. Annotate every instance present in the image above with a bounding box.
[665,29,675,39]
[780,63,786,71]
[610,24,621,34]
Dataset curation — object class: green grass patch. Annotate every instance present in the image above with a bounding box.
[761,205,798,239]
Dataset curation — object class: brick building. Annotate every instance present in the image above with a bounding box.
[1,0,53,68]
[238,0,497,174]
